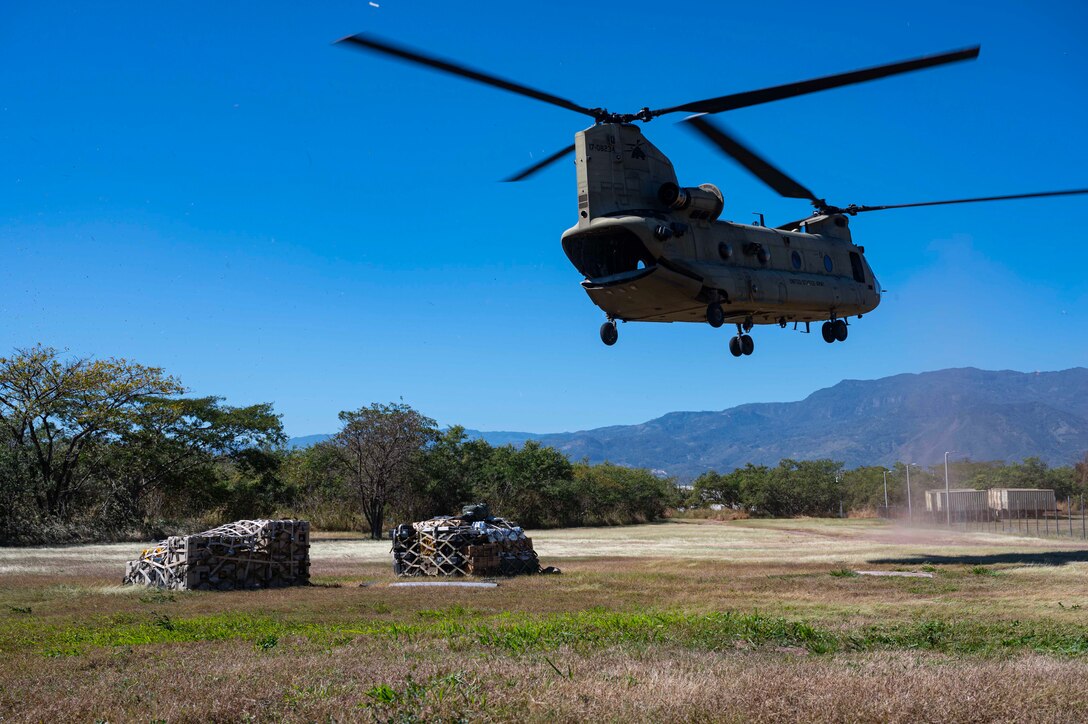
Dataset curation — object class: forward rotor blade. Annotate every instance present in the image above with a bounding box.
[848,188,1088,214]
[654,46,980,117]
[684,115,818,201]
[504,144,576,182]
[337,34,599,119]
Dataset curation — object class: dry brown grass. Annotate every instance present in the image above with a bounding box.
[4,641,1086,723]
[2,518,1087,722]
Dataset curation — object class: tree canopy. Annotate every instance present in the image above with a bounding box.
[0,346,283,543]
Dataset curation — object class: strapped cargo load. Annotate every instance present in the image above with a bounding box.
[123,519,310,591]
[391,504,545,577]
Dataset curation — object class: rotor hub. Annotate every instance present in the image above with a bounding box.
[591,107,656,124]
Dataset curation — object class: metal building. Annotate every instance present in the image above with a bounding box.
[988,488,1056,518]
[925,489,989,517]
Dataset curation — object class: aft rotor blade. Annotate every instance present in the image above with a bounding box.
[654,46,980,117]
[504,143,576,182]
[684,115,818,201]
[337,34,600,119]
[849,188,1088,214]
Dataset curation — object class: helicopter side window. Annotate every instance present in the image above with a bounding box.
[791,250,802,270]
[823,254,834,273]
[849,252,866,283]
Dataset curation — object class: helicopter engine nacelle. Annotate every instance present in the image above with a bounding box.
[658,182,724,222]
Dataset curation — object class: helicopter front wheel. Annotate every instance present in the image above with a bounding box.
[600,320,618,346]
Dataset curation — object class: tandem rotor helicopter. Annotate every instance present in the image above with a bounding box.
[338,35,1087,358]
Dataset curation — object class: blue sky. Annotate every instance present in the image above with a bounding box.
[2,1,1086,437]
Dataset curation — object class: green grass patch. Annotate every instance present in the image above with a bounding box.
[4,606,1088,659]
[470,610,837,654]
[361,671,487,720]
[852,618,1088,655]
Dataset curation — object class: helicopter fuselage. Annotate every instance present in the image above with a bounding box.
[561,123,881,330]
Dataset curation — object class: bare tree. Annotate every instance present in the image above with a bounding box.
[329,402,437,539]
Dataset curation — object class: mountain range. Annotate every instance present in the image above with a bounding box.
[287,367,1088,479]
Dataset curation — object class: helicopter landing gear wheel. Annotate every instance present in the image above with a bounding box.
[833,319,848,342]
[729,334,754,357]
[821,321,836,344]
[600,320,618,346]
[706,302,725,328]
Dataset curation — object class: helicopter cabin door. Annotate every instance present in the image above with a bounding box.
[745,273,762,303]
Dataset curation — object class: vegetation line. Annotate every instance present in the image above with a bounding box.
[6,608,1087,659]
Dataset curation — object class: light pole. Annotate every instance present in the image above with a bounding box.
[905,463,917,523]
[944,451,956,526]
[882,469,891,509]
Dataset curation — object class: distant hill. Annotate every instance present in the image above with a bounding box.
[285,434,331,450]
[288,368,1088,479]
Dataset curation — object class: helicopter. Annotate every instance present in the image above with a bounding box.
[338,36,1088,358]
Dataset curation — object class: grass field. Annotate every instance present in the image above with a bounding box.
[2,518,1088,722]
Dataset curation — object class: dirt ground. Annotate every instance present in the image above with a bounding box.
[4,517,1080,576]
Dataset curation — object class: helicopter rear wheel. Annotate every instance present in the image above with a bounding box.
[600,321,618,346]
[740,334,754,356]
[706,303,725,328]
[833,319,848,342]
[821,321,836,344]
[728,336,743,357]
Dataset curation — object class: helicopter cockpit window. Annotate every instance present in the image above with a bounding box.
[823,254,834,273]
[791,250,802,270]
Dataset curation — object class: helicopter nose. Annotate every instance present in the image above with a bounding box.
[562,227,654,280]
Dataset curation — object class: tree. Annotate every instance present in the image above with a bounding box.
[841,466,894,510]
[0,345,289,543]
[474,441,574,528]
[1076,453,1088,498]
[690,470,741,508]
[328,402,437,539]
[573,462,674,525]
[96,396,285,531]
[280,443,356,530]
[0,345,183,521]
[732,463,774,514]
[409,427,492,522]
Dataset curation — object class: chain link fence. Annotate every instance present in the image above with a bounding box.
[877,495,1088,540]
